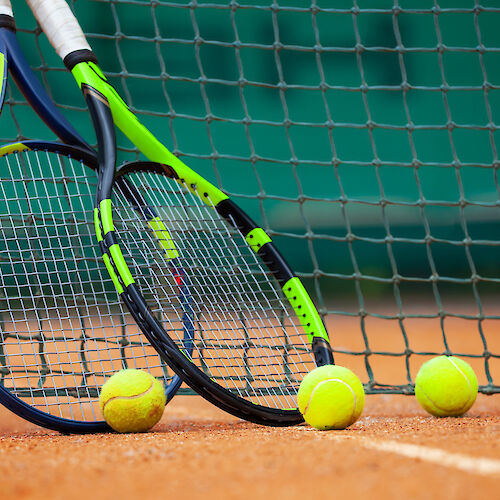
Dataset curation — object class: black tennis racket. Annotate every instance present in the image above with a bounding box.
[28,0,334,426]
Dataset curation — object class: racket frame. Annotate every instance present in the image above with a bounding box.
[0,9,188,431]
[27,0,334,426]
[88,106,333,425]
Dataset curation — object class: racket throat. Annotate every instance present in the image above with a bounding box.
[82,84,116,204]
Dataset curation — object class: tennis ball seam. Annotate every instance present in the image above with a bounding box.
[102,379,155,411]
[303,378,357,420]
[420,357,473,413]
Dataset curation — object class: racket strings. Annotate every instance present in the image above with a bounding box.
[114,170,316,410]
[0,149,173,421]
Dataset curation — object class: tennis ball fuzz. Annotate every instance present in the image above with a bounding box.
[298,365,365,430]
[415,356,478,417]
[99,369,166,433]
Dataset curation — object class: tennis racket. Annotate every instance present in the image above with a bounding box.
[27,0,334,426]
[0,0,190,432]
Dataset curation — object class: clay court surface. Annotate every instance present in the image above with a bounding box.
[0,312,499,499]
[0,395,498,499]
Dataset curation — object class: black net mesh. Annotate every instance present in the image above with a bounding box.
[2,0,500,394]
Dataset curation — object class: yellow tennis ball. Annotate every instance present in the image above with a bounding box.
[415,356,478,417]
[298,365,365,430]
[99,369,166,433]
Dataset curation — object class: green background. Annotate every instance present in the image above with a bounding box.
[3,0,500,297]
[2,0,500,393]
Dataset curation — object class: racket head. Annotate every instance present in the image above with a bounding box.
[20,0,334,424]
[98,160,333,426]
[0,141,188,433]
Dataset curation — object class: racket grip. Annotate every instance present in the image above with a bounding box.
[26,0,91,61]
[0,0,13,17]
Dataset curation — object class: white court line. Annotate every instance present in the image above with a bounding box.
[293,427,500,477]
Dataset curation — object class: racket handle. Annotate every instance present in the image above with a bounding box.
[26,0,91,61]
[0,0,13,17]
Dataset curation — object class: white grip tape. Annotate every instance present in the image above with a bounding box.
[0,0,13,17]
[26,0,91,60]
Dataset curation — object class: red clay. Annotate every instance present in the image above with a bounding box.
[0,393,498,500]
[0,302,499,499]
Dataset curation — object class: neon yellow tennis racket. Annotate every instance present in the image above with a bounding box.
[27,0,334,426]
